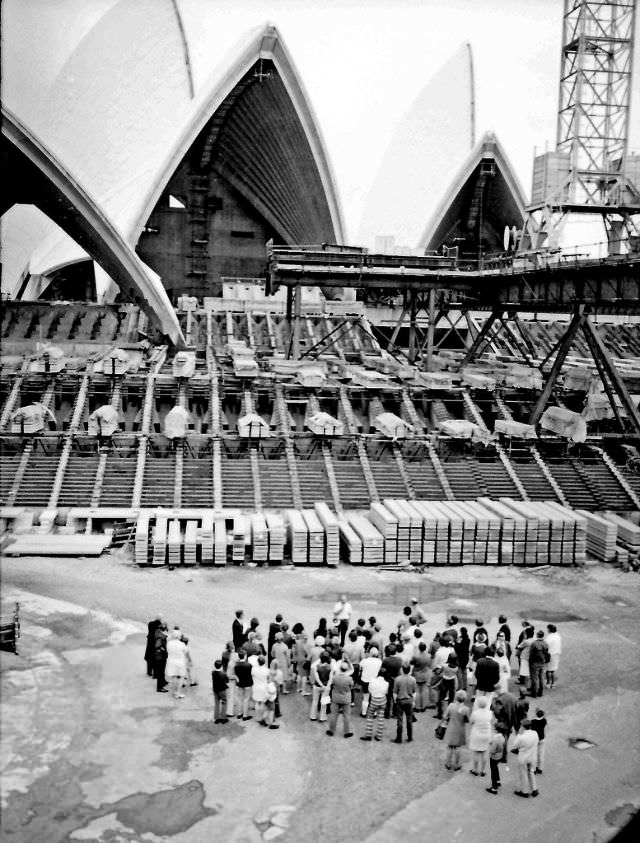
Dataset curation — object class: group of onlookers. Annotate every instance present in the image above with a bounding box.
[143,595,562,798]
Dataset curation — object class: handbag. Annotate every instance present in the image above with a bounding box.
[320,693,331,706]
[434,722,447,740]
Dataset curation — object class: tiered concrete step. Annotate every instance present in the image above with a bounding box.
[475,460,520,498]
[546,460,599,509]
[368,459,408,499]
[0,455,22,503]
[140,454,176,507]
[14,453,59,506]
[510,460,560,500]
[221,453,254,508]
[258,457,294,508]
[332,459,371,508]
[295,458,333,507]
[574,458,634,510]
[99,454,137,506]
[404,462,445,499]
[58,454,100,507]
[441,458,488,499]
[182,453,214,508]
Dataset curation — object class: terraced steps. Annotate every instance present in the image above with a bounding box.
[221,454,255,508]
[57,454,100,507]
[182,454,214,507]
[99,454,137,507]
[13,453,59,506]
[140,454,176,507]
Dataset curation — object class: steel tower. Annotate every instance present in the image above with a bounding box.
[521,0,640,255]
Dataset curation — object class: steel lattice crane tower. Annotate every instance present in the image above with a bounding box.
[521,0,640,255]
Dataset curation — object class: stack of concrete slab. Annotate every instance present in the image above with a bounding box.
[286,509,308,565]
[369,502,397,564]
[232,515,247,563]
[214,518,227,565]
[251,513,268,564]
[184,521,198,565]
[303,509,325,565]
[314,502,339,567]
[167,520,181,566]
[602,512,640,567]
[3,533,112,557]
[135,515,150,565]
[382,499,410,562]
[400,501,424,563]
[199,514,214,565]
[266,513,285,563]
[339,518,363,565]
[152,517,167,566]
[577,510,618,561]
[347,514,384,565]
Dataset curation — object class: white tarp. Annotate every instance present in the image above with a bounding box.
[30,345,65,373]
[297,367,326,387]
[374,412,414,440]
[88,404,121,436]
[494,419,537,439]
[564,366,593,392]
[164,405,192,438]
[582,392,623,422]
[461,369,496,391]
[540,406,587,443]
[306,411,344,436]
[10,402,56,433]
[438,418,477,439]
[237,412,270,438]
[172,351,196,379]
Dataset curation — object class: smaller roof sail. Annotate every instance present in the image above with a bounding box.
[417,131,526,258]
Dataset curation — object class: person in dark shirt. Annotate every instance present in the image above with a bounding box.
[531,708,548,774]
[211,659,229,724]
[381,644,403,718]
[268,614,284,658]
[528,630,549,697]
[145,615,162,677]
[234,652,253,720]
[497,614,512,642]
[475,649,500,697]
[473,619,488,644]
[232,610,246,651]
[454,627,471,690]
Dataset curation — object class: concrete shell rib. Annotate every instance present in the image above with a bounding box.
[13,17,344,295]
[2,106,185,347]
[417,131,527,253]
[357,44,475,251]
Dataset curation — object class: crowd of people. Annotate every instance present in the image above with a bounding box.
[144,594,562,798]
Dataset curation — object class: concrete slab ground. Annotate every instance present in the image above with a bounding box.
[1,553,639,842]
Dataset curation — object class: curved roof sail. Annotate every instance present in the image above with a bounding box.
[417,131,526,257]
[1,107,185,346]
[7,17,344,300]
[358,43,475,251]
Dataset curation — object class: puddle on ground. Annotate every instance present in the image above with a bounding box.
[304,582,514,607]
[605,803,638,829]
[602,595,633,608]
[568,737,597,750]
[522,609,585,623]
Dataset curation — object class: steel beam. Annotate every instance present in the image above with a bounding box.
[529,306,584,426]
[582,315,640,436]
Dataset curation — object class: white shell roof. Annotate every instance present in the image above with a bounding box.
[4,3,344,291]
[357,44,475,251]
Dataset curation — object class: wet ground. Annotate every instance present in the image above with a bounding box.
[1,554,639,842]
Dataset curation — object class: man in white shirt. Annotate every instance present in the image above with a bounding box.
[333,594,353,646]
[360,671,389,742]
[511,720,540,798]
[359,647,382,716]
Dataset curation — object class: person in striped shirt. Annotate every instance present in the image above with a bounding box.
[360,672,389,742]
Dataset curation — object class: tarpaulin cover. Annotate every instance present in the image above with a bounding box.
[10,402,56,433]
[494,419,537,439]
[88,404,121,436]
[374,412,414,439]
[164,405,192,438]
[237,413,270,438]
[307,411,344,436]
[540,406,587,442]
